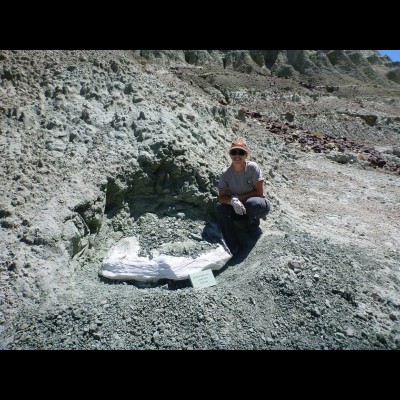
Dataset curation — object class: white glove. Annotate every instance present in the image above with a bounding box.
[230,196,246,215]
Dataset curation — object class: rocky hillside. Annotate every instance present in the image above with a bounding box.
[138,50,400,84]
[0,50,399,350]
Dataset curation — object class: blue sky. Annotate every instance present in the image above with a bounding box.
[377,50,400,62]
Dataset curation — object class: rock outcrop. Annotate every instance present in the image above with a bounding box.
[136,49,400,85]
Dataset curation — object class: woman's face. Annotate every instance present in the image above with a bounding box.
[229,149,248,166]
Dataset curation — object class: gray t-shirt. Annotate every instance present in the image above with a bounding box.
[218,161,264,195]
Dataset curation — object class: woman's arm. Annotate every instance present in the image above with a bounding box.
[218,188,233,205]
[237,180,264,203]
[218,180,264,205]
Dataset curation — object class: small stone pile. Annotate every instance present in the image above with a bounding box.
[241,109,400,174]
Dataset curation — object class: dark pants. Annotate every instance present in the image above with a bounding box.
[216,197,271,254]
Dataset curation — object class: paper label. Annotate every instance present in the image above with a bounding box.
[189,269,217,289]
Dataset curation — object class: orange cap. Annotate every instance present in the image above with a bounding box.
[230,139,249,153]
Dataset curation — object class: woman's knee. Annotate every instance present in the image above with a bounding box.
[245,197,271,218]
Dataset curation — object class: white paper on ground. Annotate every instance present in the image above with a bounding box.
[100,236,232,282]
[189,269,217,289]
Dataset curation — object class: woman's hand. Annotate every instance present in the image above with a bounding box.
[230,196,246,215]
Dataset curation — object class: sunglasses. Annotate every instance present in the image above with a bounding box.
[229,149,247,156]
